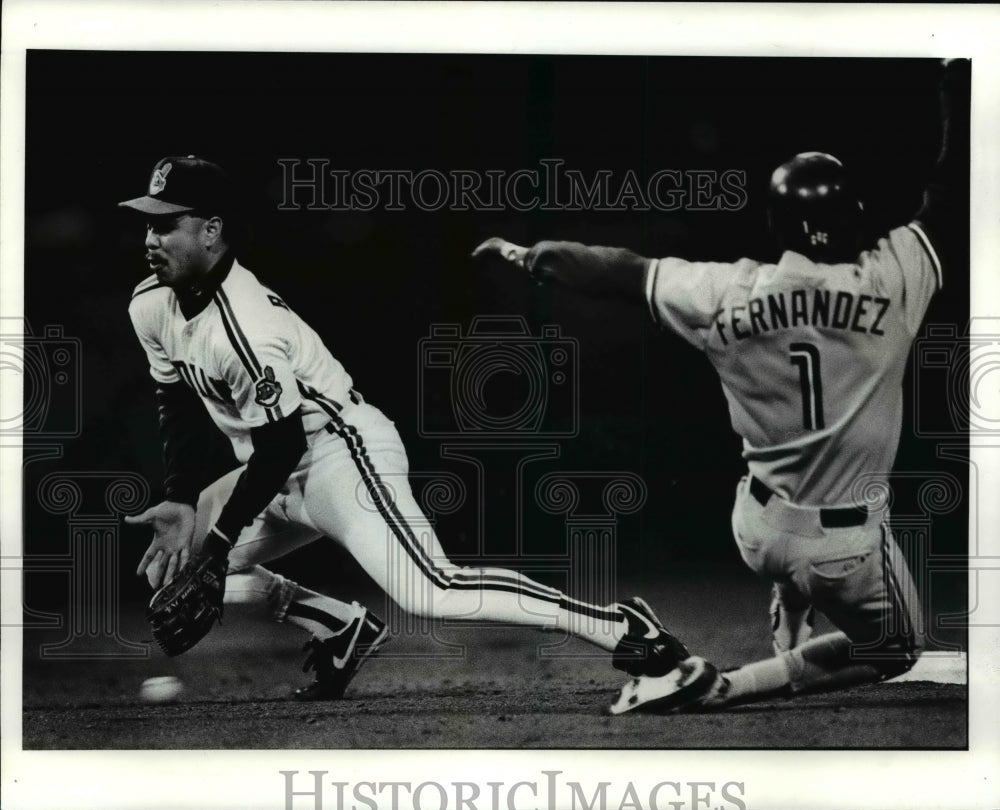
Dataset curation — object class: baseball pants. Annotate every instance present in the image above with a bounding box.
[193,401,625,648]
[731,475,924,683]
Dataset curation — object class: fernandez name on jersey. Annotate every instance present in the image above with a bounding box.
[713,287,891,344]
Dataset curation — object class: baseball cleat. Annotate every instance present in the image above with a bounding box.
[293,605,390,701]
[612,596,691,678]
[607,656,728,716]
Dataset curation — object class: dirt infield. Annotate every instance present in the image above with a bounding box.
[21,576,967,750]
[24,678,964,750]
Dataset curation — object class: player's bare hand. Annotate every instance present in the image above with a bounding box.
[471,237,528,267]
[125,501,196,589]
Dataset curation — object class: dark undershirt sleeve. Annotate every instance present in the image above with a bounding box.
[156,381,216,507]
[212,408,309,543]
[524,241,650,301]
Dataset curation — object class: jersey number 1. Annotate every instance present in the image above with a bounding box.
[789,342,825,430]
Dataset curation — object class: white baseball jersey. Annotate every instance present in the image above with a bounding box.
[129,259,355,462]
[645,223,942,506]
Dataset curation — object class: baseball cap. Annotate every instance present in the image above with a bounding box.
[118,155,234,217]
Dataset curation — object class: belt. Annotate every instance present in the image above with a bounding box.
[748,476,867,528]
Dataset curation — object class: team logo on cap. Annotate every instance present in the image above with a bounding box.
[149,163,172,195]
[254,366,283,407]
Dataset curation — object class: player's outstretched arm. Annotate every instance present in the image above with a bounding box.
[473,237,651,302]
[914,58,970,275]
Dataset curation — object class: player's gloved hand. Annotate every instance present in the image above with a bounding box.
[146,526,231,657]
[125,500,196,589]
[471,237,529,268]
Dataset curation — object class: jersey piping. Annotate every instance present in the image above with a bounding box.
[906,222,943,290]
[213,287,283,422]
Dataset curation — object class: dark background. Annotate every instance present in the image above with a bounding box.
[20,53,968,641]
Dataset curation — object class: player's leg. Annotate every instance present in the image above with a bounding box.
[195,467,389,698]
[769,580,816,654]
[708,507,923,705]
[298,405,688,676]
[611,486,923,714]
[194,468,351,628]
[722,520,924,699]
[796,522,924,681]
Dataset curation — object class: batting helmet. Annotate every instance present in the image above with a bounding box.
[768,152,864,263]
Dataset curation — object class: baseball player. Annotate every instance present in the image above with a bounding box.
[474,59,967,714]
[120,155,690,702]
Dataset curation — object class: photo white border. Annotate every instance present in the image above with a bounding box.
[2,3,998,809]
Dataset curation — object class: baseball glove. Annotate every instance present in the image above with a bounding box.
[146,530,230,656]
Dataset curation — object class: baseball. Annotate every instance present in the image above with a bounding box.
[139,676,184,703]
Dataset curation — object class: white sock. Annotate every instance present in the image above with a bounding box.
[225,566,362,641]
[723,632,886,705]
[723,655,792,704]
[225,566,296,617]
